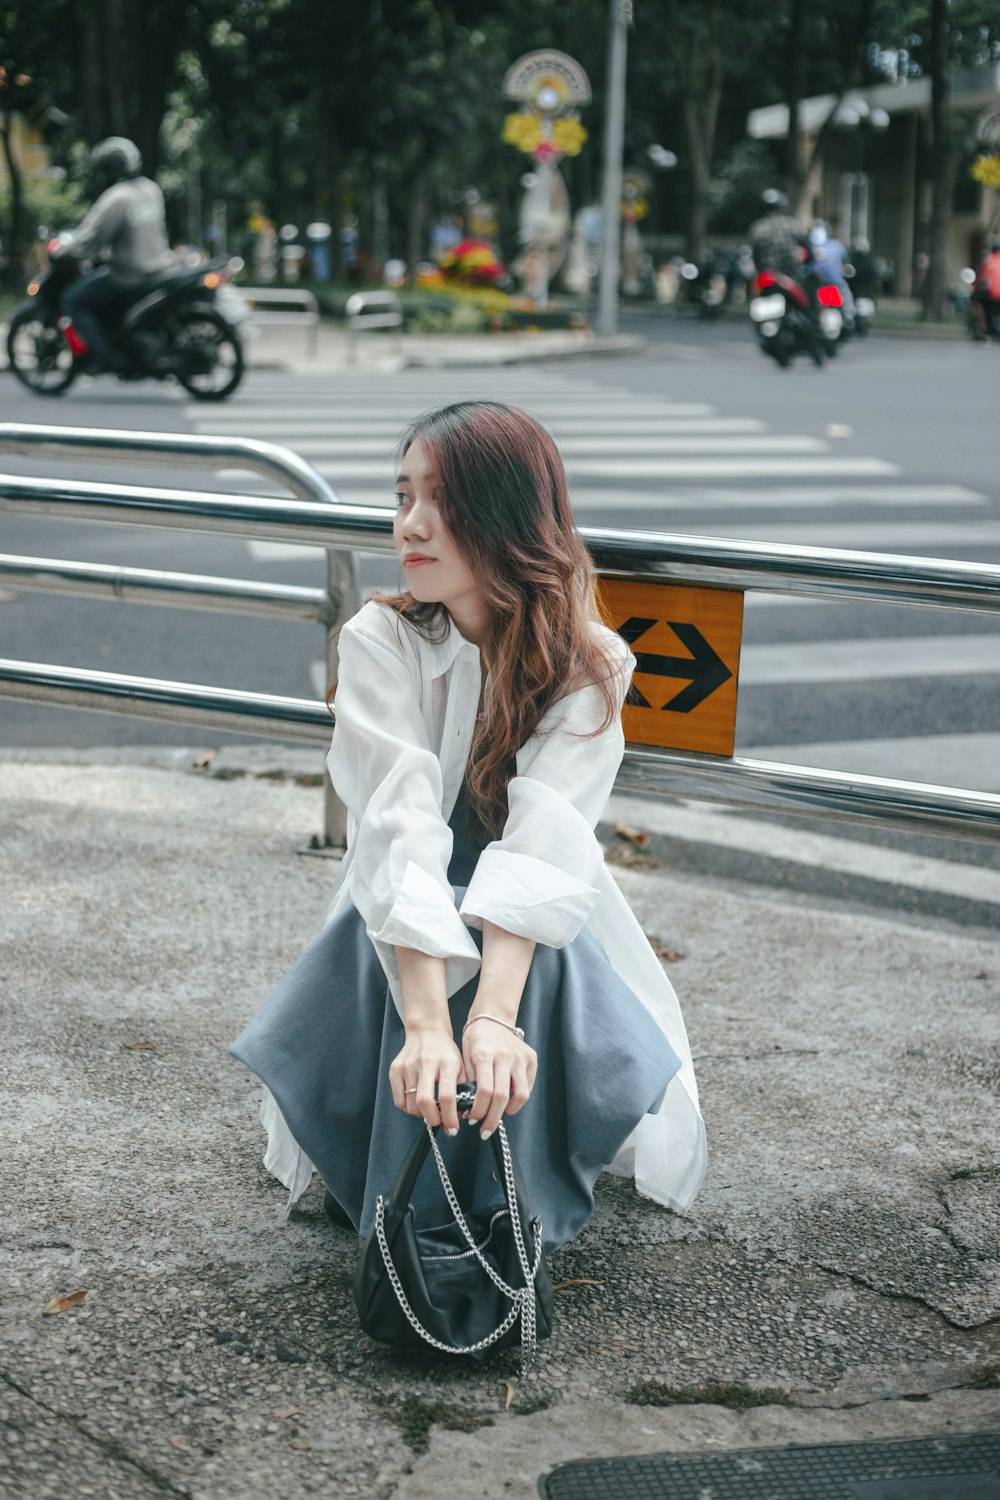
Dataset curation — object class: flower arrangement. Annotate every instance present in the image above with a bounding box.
[971,155,1000,190]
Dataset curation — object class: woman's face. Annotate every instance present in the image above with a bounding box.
[393,437,486,635]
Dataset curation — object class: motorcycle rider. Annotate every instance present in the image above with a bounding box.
[971,241,1000,341]
[749,189,810,281]
[809,220,855,318]
[54,137,171,372]
[749,189,826,350]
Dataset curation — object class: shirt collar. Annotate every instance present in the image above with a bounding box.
[413,609,481,679]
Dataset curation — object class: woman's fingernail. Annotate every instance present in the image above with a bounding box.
[480,1128,492,1141]
[446,1127,458,1137]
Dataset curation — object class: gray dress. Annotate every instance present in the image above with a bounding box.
[229,783,679,1251]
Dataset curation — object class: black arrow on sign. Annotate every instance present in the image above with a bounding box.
[617,617,733,714]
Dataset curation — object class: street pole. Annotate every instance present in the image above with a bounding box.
[597,0,631,336]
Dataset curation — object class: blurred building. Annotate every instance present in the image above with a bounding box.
[748,64,1000,294]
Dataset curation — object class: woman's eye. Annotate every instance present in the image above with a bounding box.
[394,492,411,509]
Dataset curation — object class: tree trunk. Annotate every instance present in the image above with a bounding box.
[406,156,429,287]
[677,33,721,260]
[77,0,187,174]
[922,0,953,321]
[0,110,24,285]
[785,0,807,209]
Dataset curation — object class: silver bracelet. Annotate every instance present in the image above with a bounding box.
[462,1013,525,1042]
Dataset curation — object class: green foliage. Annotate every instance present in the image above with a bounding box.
[0,172,87,241]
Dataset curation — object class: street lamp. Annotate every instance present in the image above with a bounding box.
[835,100,890,246]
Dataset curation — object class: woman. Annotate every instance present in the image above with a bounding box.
[230,402,705,1251]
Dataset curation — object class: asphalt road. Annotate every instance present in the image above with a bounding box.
[1,326,998,912]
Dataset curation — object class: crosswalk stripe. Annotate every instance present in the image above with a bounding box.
[183,417,769,437]
[185,401,721,419]
[271,434,829,458]
[741,633,1000,685]
[571,485,987,511]
[306,456,898,481]
[740,731,1000,793]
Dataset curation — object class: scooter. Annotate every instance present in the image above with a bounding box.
[6,235,253,400]
[749,270,842,367]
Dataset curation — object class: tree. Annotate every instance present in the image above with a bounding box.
[76,0,192,176]
[0,1,78,282]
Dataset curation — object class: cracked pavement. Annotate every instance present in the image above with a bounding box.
[1,754,998,1498]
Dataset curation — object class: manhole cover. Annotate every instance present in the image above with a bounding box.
[540,1430,1000,1500]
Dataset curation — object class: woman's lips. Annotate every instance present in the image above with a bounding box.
[403,555,435,569]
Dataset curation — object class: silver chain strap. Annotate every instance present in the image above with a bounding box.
[373,1120,543,1373]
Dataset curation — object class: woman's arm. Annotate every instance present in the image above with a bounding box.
[462,921,538,1139]
[388,947,466,1134]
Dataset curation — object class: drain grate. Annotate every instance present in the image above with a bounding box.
[540,1430,1000,1500]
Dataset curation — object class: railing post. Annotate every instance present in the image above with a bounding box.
[315,545,360,852]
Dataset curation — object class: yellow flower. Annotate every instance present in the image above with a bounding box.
[552,118,588,157]
[971,155,1000,190]
[503,112,543,154]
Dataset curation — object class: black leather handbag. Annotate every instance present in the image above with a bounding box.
[353,1086,553,1372]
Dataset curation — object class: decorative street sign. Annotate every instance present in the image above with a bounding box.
[501,49,591,309]
[599,579,744,757]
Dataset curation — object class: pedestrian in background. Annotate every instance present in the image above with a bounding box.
[230,401,706,1254]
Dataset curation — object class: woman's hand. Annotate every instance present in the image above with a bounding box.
[462,1019,538,1140]
[389,1025,467,1134]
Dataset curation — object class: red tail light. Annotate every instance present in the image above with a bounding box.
[61,323,88,356]
[755,272,776,292]
[817,284,843,307]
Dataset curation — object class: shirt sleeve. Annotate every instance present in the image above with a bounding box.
[61,187,123,263]
[459,630,634,948]
[326,608,482,993]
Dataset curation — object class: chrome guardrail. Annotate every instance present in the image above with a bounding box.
[0,426,357,847]
[237,286,320,357]
[1,425,999,846]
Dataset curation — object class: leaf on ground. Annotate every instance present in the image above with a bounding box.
[502,1380,516,1412]
[42,1289,87,1316]
[613,820,649,846]
[727,1011,758,1022]
[169,1436,188,1448]
[552,1279,605,1292]
[654,943,686,963]
[123,1041,156,1051]
[603,843,659,871]
[192,751,215,769]
[272,1408,298,1420]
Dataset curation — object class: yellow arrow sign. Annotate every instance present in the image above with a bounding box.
[600,579,744,756]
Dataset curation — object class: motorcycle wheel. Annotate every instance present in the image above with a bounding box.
[173,308,244,401]
[7,309,78,395]
[809,338,826,368]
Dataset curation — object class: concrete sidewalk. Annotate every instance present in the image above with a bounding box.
[242,319,645,375]
[2,751,998,1499]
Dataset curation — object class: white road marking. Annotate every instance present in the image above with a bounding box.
[572,484,988,511]
[181,416,769,437]
[305,456,898,481]
[740,633,1000,685]
[273,434,829,458]
[185,400,721,419]
[605,792,1000,906]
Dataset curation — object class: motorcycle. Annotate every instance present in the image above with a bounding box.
[6,236,253,400]
[678,258,729,320]
[749,270,842,367]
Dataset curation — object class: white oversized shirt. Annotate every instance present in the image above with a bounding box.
[261,599,706,1216]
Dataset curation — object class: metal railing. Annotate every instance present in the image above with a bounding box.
[2,424,1000,848]
[344,291,403,366]
[0,424,358,846]
[238,286,320,357]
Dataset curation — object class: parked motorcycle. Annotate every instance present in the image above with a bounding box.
[678,258,729,320]
[749,270,842,367]
[6,237,252,399]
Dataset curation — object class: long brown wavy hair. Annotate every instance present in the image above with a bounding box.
[372,401,623,839]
